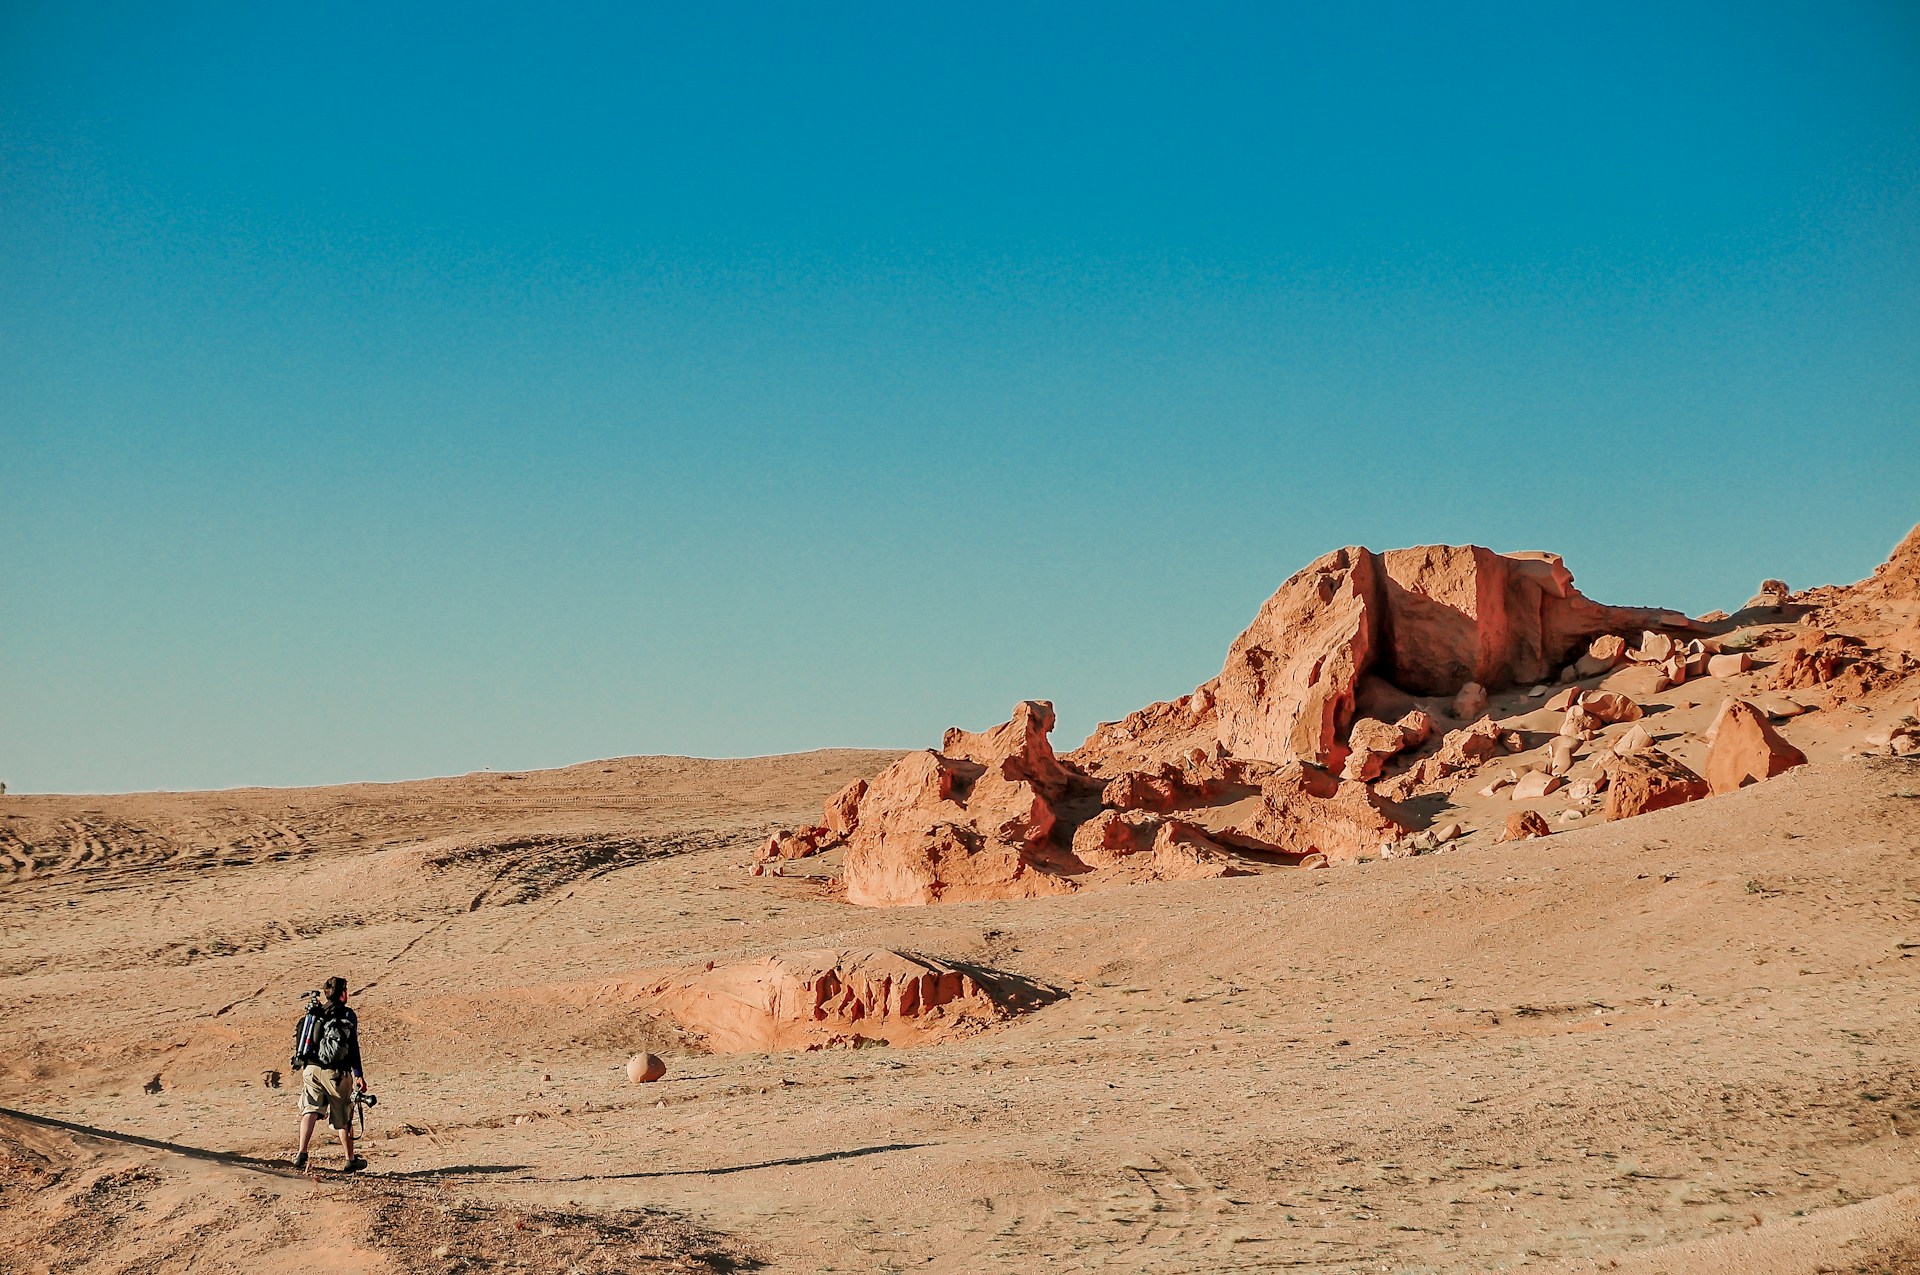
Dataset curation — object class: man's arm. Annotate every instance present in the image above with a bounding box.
[348,1008,365,1088]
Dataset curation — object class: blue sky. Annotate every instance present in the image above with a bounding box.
[3,3,1917,793]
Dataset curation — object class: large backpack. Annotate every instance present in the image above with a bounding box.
[292,1003,355,1070]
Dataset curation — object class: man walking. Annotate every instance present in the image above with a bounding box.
[291,975,367,1172]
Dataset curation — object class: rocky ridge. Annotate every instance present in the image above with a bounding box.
[758,532,1920,907]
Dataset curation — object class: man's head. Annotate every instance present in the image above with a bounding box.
[322,976,348,1005]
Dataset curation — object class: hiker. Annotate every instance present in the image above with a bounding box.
[291,975,368,1172]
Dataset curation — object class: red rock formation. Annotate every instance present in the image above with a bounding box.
[1705,700,1809,796]
[1100,763,1225,813]
[1069,809,1157,867]
[1073,542,1692,775]
[1772,631,1916,702]
[1848,524,1920,602]
[836,703,1095,907]
[1149,820,1251,881]
[1604,751,1709,820]
[823,779,866,839]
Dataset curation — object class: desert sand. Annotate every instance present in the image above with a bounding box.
[5,531,1920,1273]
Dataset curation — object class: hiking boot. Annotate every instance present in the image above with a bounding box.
[292,1152,308,1171]
[342,1156,367,1173]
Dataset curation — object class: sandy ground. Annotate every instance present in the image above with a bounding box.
[6,732,1920,1272]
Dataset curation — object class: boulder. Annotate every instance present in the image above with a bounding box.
[1498,811,1552,843]
[1451,681,1490,721]
[1574,634,1630,678]
[1511,770,1562,801]
[1578,691,1642,724]
[1705,652,1751,679]
[1610,724,1655,757]
[1375,718,1505,801]
[1394,709,1436,749]
[1604,751,1709,821]
[1340,711,1433,781]
[1705,700,1808,795]
[1634,632,1676,663]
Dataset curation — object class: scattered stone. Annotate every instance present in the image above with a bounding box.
[1432,822,1464,843]
[626,1053,667,1084]
[262,1069,281,1090]
[1546,687,1583,712]
[1452,681,1490,721]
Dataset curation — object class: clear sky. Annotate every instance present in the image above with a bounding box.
[3,3,1917,794]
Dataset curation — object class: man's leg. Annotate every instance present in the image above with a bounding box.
[295,1112,319,1163]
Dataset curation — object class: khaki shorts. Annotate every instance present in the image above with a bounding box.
[299,1065,353,1130]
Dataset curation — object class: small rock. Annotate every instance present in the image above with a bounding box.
[626,1053,668,1085]
[1546,687,1583,712]
[1498,811,1552,843]
[1452,682,1490,721]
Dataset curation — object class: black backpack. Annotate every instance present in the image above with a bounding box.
[292,1003,355,1070]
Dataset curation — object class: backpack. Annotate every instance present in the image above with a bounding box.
[292,1003,355,1070]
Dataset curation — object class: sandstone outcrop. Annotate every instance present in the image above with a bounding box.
[1705,700,1809,796]
[1074,543,1693,775]
[839,706,1084,907]
[644,948,1036,1052]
